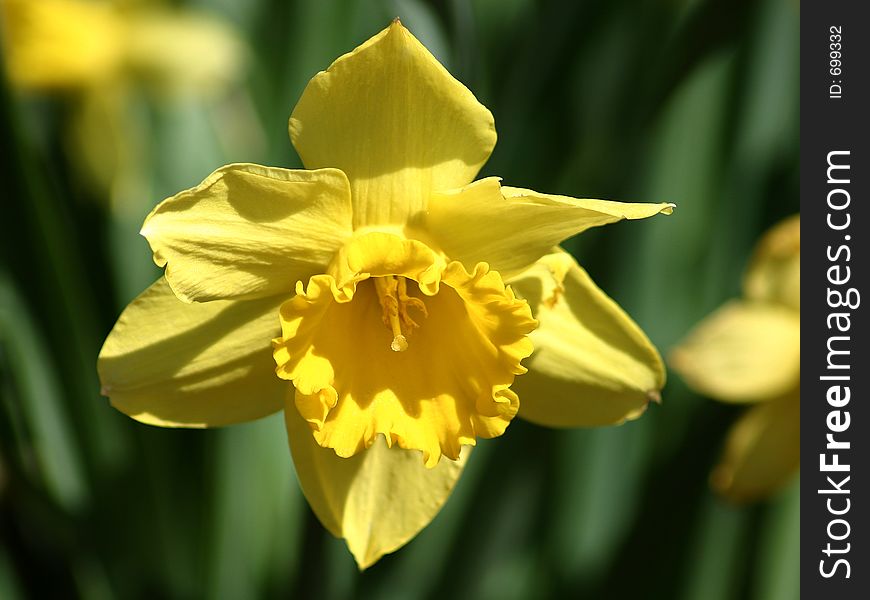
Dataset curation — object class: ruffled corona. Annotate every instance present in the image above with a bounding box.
[272,232,537,467]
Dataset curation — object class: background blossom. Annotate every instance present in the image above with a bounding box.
[671,215,800,502]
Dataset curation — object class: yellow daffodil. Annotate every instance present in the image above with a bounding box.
[98,20,673,568]
[2,0,245,93]
[671,215,800,503]
[1,0,246,202]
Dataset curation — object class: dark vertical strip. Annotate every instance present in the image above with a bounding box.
[802,1,869,596]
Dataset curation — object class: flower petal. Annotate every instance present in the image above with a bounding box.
[285,404,468,570]
[744,215,800,311]
[273,232,535,467]
[670,300,800,403]
[98,278,285,427]
[289,20,496,228]
[509,250,665,427]
[140,163,353,302]
[711,391,800,503]
[425,179,674,277]
[124,9,247,96]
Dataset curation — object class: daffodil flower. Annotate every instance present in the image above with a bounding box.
[671,215,800,503]
[1,0,247,202]
[98,21,672,567]
[2,0,244,93]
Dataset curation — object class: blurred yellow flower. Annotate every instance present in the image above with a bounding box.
[1,0,247,203]
[98,21,672,567]
[671,215,800,503]
[2,0,245,93]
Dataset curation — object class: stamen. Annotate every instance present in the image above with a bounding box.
[397,277,428,329]
[373,275,427,352]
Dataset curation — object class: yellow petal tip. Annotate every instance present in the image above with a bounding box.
[709,467,747,505]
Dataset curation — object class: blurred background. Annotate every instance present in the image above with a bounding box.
[0,0,798,598]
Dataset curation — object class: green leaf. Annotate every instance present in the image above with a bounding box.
[207,415,305,599]
[0,273,89,512]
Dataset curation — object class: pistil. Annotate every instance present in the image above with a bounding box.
[373,275,427,352]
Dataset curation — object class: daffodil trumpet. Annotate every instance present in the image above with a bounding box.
[99,20,673,567]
